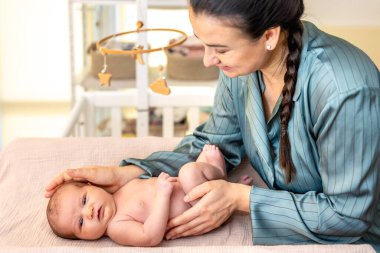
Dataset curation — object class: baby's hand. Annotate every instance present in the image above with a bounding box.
[157,172,177,195]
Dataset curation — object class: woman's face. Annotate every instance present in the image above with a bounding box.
[189,8,270,78]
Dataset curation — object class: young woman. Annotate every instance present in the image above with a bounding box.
[46,0,380,245]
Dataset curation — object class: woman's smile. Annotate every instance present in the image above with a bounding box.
[218,66,232,72]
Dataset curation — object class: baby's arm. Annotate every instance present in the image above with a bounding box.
[108,172,175,246]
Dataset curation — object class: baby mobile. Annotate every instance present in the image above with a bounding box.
[96,21,188,95]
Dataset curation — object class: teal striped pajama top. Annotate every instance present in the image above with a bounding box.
[122,21,380,245]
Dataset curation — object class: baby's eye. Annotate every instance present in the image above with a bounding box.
[82,194,87,205]
[79,217,84,228]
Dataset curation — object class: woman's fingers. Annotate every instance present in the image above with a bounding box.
[166,210,205,239]
[44,167,101,198]
[167,205,200,230]
[167,177,178,182]
[70,167,103,182]
[44,189,56,198]
[166,208,228,239]
[45,165,143,198]
[183,182,211,202]
[44,169,74,197]
[166,180,240,239]
[167,183,210,230]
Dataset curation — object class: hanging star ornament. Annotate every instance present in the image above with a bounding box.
[132,45,145,65]
[95,20,188,90]
[135,53,144,65]
[149,78,171,95]
[98,71,112,87]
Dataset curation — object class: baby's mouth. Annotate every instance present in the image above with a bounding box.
[97,206,103,221]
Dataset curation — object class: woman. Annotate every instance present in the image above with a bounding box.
[46,0,380,245]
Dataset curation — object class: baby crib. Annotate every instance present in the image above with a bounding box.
[64,0,217,138]
[62,84,216,137]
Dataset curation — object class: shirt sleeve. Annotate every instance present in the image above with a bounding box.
[250,86,380,244]
[120,73,244,178]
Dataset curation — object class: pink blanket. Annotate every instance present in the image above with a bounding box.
[0,137,375,252]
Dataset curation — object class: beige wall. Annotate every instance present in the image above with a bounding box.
[1,102,71,145]
[321,26,380,68]
[303,0,380,69]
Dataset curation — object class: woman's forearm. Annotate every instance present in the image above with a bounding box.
[117,165,145,187]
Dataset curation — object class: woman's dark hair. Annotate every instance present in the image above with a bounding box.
[190,0,304,183]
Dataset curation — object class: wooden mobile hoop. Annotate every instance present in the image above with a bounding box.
[96,21,188,94]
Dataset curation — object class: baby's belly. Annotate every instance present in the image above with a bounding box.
[169,182,192,219]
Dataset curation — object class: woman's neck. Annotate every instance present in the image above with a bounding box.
[259,32,289,121]
[261,32,288,88]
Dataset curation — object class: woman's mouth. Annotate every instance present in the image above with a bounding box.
[219,66,232,71]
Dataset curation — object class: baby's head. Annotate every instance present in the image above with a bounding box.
[46,182,116,240]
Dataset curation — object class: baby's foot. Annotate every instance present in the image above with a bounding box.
[238,175,254,186]
[196,144,226,177]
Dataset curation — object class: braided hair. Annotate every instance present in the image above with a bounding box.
[190,0,305,183]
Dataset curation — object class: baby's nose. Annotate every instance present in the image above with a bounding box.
[86,206,94,219]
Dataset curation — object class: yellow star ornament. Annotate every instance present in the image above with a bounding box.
[98,72,112,87]
[149,78,171,95]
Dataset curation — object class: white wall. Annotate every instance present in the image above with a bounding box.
[0,0,71,102]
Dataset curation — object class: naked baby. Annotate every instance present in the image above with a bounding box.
[46,144,251,246]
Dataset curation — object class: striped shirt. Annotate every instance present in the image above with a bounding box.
[122,21,380,244]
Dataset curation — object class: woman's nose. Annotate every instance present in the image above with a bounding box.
[203,47,219,67]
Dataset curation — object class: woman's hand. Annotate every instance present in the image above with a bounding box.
[165,180,251,240]
[44,165,144,198]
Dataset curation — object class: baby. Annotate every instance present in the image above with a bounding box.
[46,144,248,246]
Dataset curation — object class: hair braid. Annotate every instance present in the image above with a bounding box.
[280,20,303,183]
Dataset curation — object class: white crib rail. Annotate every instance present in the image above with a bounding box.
[62,86,215,137]
[61,96,87,137]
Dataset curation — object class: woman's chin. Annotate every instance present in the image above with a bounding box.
[222,70,242,78]
[222,70,237,78]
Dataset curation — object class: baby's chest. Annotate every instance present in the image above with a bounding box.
[116,185,155,222]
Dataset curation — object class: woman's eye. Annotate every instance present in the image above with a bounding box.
[82,195,87,205]
[79,217,84,228]
[216,50,227,54]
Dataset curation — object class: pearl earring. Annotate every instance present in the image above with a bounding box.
[266,44,271,50]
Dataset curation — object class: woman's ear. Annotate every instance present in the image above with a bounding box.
[263,26,281,51]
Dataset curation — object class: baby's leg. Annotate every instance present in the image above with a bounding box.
[179,144,227,206]
[196,144,226,177]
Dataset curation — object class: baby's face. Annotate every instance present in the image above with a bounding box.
[56,183,116,240]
